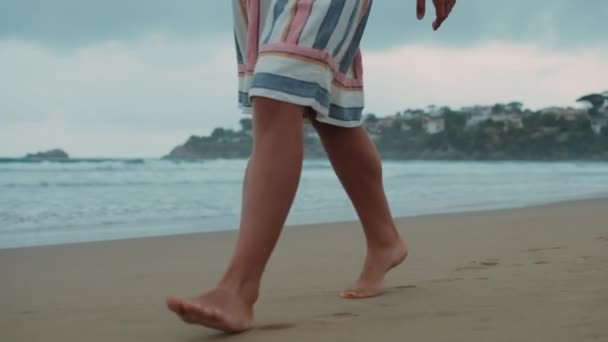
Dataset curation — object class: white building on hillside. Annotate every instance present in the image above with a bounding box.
[422,117,445,134]
[540,107,586,121]
[491,113,524,128]
[591,118,607,135]
[463,106,492,127]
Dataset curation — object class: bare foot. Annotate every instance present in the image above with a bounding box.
[341,239,408,299]
[166,288,254,333]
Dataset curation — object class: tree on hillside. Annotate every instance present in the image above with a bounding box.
[239,118,252,132]
[364,113,379,124]
[577,93,606,118]
[211,127,227,140]
[507,101,524,113]
[492,103,506,114]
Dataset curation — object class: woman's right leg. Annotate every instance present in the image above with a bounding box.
[167,97,306,332]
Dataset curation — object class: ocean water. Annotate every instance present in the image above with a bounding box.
[1,159,607,249]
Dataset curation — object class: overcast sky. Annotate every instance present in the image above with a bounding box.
[1,0,607,157]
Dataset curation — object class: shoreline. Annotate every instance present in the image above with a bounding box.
[3,157,608,162]
[2,194,607,251]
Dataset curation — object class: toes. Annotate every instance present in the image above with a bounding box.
[341,290,369,299]
[340,288,383,299]
[166,297,186,316]
[340,290,358,298]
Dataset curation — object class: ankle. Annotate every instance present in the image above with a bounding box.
[217,277,260,304]
[366,231,404,252]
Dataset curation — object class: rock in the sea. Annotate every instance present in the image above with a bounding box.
[163,131,327,160]
[163,144,204,160]
[24,149,70,160]
[162,134,254,160]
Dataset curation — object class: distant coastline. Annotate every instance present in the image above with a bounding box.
[164,91,608,161]
[23,149,70,161]
[7,92,607,162]
[0,157,146,164]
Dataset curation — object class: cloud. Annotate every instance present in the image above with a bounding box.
[2,0,607,50]
[0,0,231,47]
[363,42,608,114]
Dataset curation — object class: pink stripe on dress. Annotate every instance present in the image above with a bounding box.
[246,0,261,71]
[260,43,364,88]
[284,0,314,44]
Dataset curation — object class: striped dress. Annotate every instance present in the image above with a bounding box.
[232,0,373,127]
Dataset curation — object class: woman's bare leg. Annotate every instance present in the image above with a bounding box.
[167,98,305,332]
[311,120,407,299]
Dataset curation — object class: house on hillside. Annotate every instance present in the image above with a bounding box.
[422,116,445,134]
[540,107,587,121]
[463,106,493,127]
[379,117,396,127]
[465,110,523,129]
[365,115,398,135]
[401,109,424,120]
[490,113,524,129]
[591,118,607,135]
[462,106,492,116]
[401,123,412,131]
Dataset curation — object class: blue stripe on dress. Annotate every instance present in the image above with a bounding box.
[250,72,330,109]
[312,0,347,50]
[339,0,372,73]
[239,91,251,107]
[329,104,363,122]
[234,32,244,65]
[331,0,360,58]
[262,0,290,45]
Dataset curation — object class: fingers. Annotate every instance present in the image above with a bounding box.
[432,0,456,31]
[448,0,456,16]
[417,0,426,20]
[432,0,446,31]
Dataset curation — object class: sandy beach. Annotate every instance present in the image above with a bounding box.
[1,198,607,341]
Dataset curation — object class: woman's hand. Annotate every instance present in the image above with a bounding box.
[417,0,456,31]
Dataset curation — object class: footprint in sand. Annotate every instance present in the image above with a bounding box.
[429,277,464,283]
[525,246,564,253]
[479,260,499,267]
[257,323,295,331]
[19,310,37,316]
[534,260,551,265]
[330,312,359,319]
[261,312,361,331]
[455,259,499,271]
[435,311,459,317]
[380,284,416,295]
[313,312,360,325]
[576,256,594,264]
[392,284,417,290]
